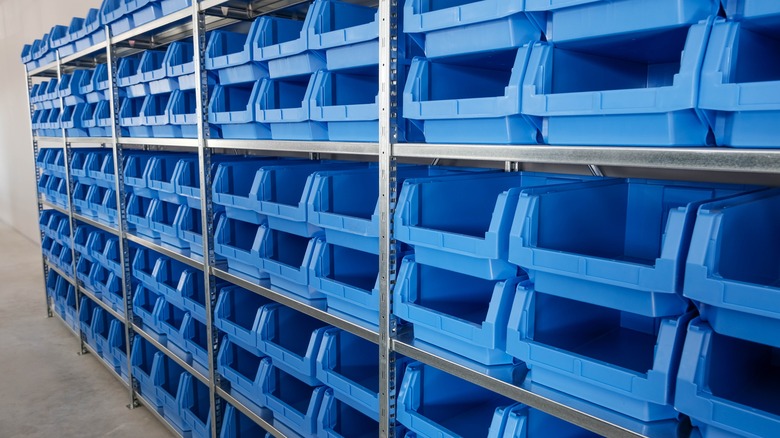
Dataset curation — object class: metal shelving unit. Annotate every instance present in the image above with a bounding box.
[25,1,780,437]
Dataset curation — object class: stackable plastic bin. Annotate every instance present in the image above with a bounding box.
[128,0,192,31]
[77,256,96,288]
[95,188,118,227]
[181,314,210,376]
[684,188,780,348]
[71,9,106,53]
[50,149,66,177]
[403,0,539,58]
[156,299,192,361]
[35,148,50,171]
[93,310,113,359]
[73,183,97,217]
[211,159,288,224]
[147,155,195,202]
[149,199,188,249]
[522,20,716,146]
[508,178,750,317]
[214,215,265,281]
[252,13,325,79]
[168,89,198,138]
[175,206,203,257]
[43,106,62,137]
[73,225,92,260]
[217,337,267,414]
[257,304,330,385]
[131,336,163,403]
[138,255,187,306]
[86,100,113,137]
[36,31,57,66]
[306,0,379,71]
[214,285,271,356]
[101,0,132,36]
[92,266,124,314]
[165,42,196,89]
[208,81,270,139]
[133,284,164,336]
[309,241,379,329]
[59,70,89,104]
[403,47,539,145]
[308,70,378,141]
[151,354,189,433]
[53,17,83,57]
[698,18,780,147]
[507,286,693,421]
[675,318,780,438]
[124,153,156,197]
[317,390,379,438]
[117,54,146,93]
[43,78,60,102]
[131,246,162,284]
[221,404,267,438]
[205,25,268,85]
[89,152,115,189]
[316,328,381,419]
[120,96,153,137]
[64,287,79,331]
[524,0,717,43]
[127,194,157,239]
[396,171,591,280]
[259,359,328,438]
[79,298,101,352]
[106,319,130,381]
[180,373,212,438]
[492,404,599,438]
[71,150,98,183]
[395,256,521,365]
[82,64,110,103]
[259,228,324,303]
[61,103,90,137]
[180,268,207,324]
[21,42,37,70]
[398,362,516,438]
[255,75,328,141]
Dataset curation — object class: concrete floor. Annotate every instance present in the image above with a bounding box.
[0,223,170,438]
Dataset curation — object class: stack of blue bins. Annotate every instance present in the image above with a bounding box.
[100,0,192,37]
[70,149,117,227]
[73,221,124,315]
[40,210,71,277]
[20,9,107,71]
[124,152,209,256]
[79,64,114,137]
[215,282,386,438]
[47,270,79,331]
[401,0,543,144]
[676,186,780,437]
[118,42,200,138]
[131,244,209,377]
[31,78,62,138]
[398,361,597,437]
[520,0,719,146]
[504,178,754,425]
[36,148,70,211]
[131,336,212,438]
[213,158,372,306]
[393,171,592,376]
[698,2,780,147]
[79,293,129,382]
[59,70,92,138]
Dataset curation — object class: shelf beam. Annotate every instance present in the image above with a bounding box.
[73,213,120,236]
[126,233,204,269]
[78,285,126,323]
[207,139,379,156]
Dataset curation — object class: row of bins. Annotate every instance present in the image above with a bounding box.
[21,0,192,71]
[74,222,124,315]
[47,270,78,332]
[71,150,117,227]
[36,148,69,210]
[401,0,780,147]
[79,293,130,382]
[40,209,74,276]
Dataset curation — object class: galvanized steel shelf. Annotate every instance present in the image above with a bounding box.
[131,322,211,385]
[126,232,204,269]
[78,284,126,323]
[41,200,70,216]
[73,212,120,236]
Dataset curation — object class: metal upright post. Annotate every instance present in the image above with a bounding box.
[24,64,52,317]
[192,3,222,436]
[378,0,399,436]
[105,25,139,409]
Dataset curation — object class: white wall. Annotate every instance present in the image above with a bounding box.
[0,0,100,242]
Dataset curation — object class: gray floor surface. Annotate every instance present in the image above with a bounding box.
[0,223,171,438]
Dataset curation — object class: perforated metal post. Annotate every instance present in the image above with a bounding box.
[378,0,399,436]
[192,3,222,436]
[105,25,139,409]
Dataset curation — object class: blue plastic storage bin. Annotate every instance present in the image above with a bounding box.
[35,34,56,67]
[306,0,379,71]
[43,78,60,102]
[522,19,716,146]
[507,286,693,421]
[106,318,130,381]
[403,0,539,58]
[181,314,210,377]
[403,47,539,145]
[205,25,268,85]
[139,93,176,137]
[168,89,198,138]
[698,18,780,147]
[309,240,379,329]
[255,75,328,141]
[684,188,780,348]
[317,390,379,438]
[42,106,62,137]
[175,206,203,258]
[124,153,156,197]
[59,70,89,104]
[165,42,195,87]
[151,354,189,433]
[155,299,192,362]
[214,285,271,357]
[77,256,96,288]
[73,224,93,259]
[252,13,325,79]
[149,199,188,249]
[131,336,163,403]
[54,17,83,57]
[315,328,381,420]
[119,96,153,137]
[21,42,38,70]
[95,187,118,227]
[79,297,102,351]
[259,359,328,438]
[90,152,115,189]
[64,286,79,331]
[92,266,124,314]
[87,100,113,136]
[72,9,106,53]
[396,171,591,280]
[524,0,717,43]
[508,178,750,317]
[308,70,377,141]
[259,227,324,303]
[132,284,166,341]
[211,159,291,224]
[93,310,114,361]
[179,373,212,438]
[131,245,162,284]
[395,256,521,365]
[116,54,145,91]
[398,361,517,438]
[95,236,122,276]
[101,0,132,36]
[490,403,599,438]
[214,215,266,281]
[140,255,187,308]
[209,81,270,139]
[675,318,780,438]
[217,337,268,416]
[220,404,268,438]
[62,103,90,137]
[257,303,330,385]
[71,150,98,183]
[127,194,157,239]
[128,0,192,32]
